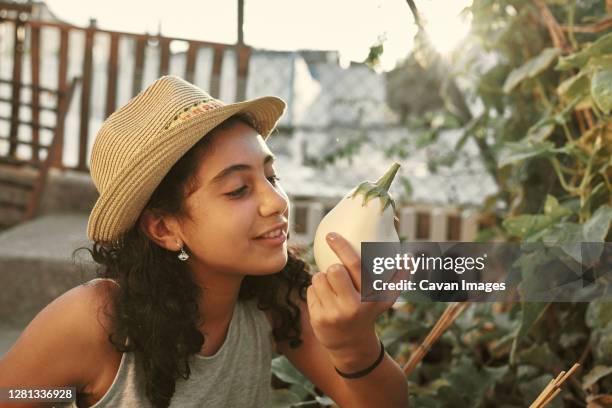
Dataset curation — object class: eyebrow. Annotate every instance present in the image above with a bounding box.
[209,154,276,186]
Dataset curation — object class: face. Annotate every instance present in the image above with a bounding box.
[177,121,290,277]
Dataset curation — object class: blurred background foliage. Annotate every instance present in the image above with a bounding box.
[269,0,612,406]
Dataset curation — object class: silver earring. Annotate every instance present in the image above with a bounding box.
[177,242,189,261]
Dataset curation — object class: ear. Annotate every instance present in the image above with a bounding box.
[138,209,182,252]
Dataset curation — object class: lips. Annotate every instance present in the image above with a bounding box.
[255,222,288,239]
[253,228,287,246]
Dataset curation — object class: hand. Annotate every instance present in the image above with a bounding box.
[306,232,410,356]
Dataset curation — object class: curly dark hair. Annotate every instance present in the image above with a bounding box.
[73,114,313,408]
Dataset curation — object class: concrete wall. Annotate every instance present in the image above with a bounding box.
[39,167,99,215]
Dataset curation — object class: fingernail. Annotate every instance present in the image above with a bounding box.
[326,232,338,242]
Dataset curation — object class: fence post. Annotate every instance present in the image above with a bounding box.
[30,25,40,162]
[78,20,95,171]
[132,36,146,97]
[235,46,250,101]
[398,206,417,242]
[8,12,26,158]
[210,46,223,98]
[460,209,479,241]
[185,42,198,84]
[430,207,448,241]
[105,32,119,119]
[52,27,69,169]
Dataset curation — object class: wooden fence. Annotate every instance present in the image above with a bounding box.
[0,4,251,172]
[289,197,487,245]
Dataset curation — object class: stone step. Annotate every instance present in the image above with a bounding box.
[0,213,97,328]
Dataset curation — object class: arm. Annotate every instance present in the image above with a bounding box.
[0,280,116,408]
[277,288,409,408]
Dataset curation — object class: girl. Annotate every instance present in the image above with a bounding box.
[0,76,409,407]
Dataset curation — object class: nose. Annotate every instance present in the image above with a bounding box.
[258,177,289,218]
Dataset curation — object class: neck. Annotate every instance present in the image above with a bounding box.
[193,266,244,326]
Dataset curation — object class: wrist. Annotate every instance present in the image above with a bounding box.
[328,331,382,373]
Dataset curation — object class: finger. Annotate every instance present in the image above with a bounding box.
[326,232,362,292]
[311,272,339,310]
[389,267,409,301]
[383,264,412,306]
[385,251,413,286]
[326,264,360,304]
[366,258,412,311]
[306,284,320,311]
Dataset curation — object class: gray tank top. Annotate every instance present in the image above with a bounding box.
[70,278,274,408]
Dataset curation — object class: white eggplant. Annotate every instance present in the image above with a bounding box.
[313,162,401,274]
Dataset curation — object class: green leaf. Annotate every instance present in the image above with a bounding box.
[503,66,531,94]
[540,222,585,262]
[477,65,507,113]
[543,195,572,219]
[271,356,316,397]
[266,389,303,408]
[559,331,587,348]
[379,315,426,346]
[410,395,443,408]
[504,48,560,93]
[497,141,562,168]
[588,54,612,71]
[557,52,592,71]
[589,32,612,57]
[583,205,612,242]
[586,298,612,329]
[503,214,554,238]
[517,365,540,380]
[526,48,562,77]
[314,395,335,406]
[409,378,451,396]
[552,94,586,126]
[527,118,555,143]
[517,343,562,369]
[557,71,590,100]
[591,68,612,114]
[583,365,612,390]
[556,32,612,70]
[437,356,508,406]
[592,323,612,364]
[576,94,594,110]
[510,303,551,364]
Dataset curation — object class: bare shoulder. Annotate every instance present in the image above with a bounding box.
[0,278,120,399]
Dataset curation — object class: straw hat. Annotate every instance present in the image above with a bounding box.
[87,75,286,244]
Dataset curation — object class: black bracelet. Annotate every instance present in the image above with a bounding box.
[334,340,385,379]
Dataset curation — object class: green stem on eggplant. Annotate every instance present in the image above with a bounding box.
[349,162,401,215]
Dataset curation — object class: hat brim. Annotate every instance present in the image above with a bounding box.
[87,95,286,244]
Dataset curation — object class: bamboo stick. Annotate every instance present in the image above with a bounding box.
[529,363,581,408]
[403,302,469,376]
[531,373,563,408]
[541,388,562,407]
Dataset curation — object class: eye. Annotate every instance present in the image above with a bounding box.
[226,175,281,198]
[227,186,248,198]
